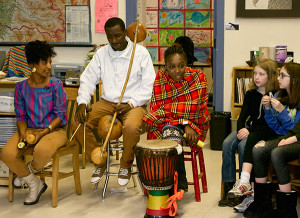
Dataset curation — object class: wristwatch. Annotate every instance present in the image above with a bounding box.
[47,125,53,133]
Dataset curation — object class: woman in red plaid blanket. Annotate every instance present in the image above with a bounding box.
[141,44,210,192]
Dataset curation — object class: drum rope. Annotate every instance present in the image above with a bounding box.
[160,171,184,217]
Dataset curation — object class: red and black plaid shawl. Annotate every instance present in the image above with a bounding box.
[142,67,210,142]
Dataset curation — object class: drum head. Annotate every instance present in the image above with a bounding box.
[137,139,178,149]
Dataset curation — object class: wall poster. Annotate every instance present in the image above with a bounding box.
[145,0,213,64]
[0,0,91,45]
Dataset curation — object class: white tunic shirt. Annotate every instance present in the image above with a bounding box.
[77,37,156,107]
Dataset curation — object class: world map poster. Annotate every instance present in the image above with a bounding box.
[0,0,90,44]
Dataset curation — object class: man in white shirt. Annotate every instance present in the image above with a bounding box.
[74,17,155,186]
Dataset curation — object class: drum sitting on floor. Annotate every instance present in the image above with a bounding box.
[135,139,180,190]
[135,139,182,218]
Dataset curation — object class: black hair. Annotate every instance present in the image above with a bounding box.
[104,17,126,31]
[25,40,56,64]
[164,44,187,65]
[174,36,197,65]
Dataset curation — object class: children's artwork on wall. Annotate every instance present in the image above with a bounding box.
[185,11,211,28]
[159,29,184,46]
[159,47,168,62]
[147,47,159,62]
[145,0,213,63]
[194,48,211,64]
[146,11,158,28]
[185,0,210,9]
[159,11,184,28]
[186,29,212,47]
[146,0,158,9]
[146,29,159,46]
[160,0,184,9]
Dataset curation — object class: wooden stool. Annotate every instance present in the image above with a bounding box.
[184,146,208,201]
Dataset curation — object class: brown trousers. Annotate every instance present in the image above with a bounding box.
[1,128,67,178]
[73,99,147,168]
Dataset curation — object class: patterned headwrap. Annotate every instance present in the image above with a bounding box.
[142,67,210,142]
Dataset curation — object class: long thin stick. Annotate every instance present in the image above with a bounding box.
[83,110,86,152]
[70,123,81,141]
[99,19,140,158]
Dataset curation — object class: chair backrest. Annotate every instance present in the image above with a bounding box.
[91,82,103,104]
[64,87,78,140]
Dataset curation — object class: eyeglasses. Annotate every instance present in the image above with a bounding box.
[278,73,291,79]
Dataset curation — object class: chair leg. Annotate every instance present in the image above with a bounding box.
[191,149,201,202]
[198,149,208,193]
[73,144,82,195]
[8,169,14,202]
[103,142,110,199]
[116,139,120,160]
[51,153,59,207]
[40,169,46,182]
[220,181,225,199]
[82,149,86,169]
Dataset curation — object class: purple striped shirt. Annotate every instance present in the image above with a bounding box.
[14,77,67,128]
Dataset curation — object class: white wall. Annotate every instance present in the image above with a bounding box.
[0,0,126,65]
[224,0,300,111]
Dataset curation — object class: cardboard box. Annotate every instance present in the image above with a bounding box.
[0,96,14,112]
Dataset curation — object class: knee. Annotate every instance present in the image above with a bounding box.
[222,138,233,152]
[252,146,265,161]
[1,146,17,164]
[270,147,282,163]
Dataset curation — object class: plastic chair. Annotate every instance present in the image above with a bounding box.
[184,146,208,201]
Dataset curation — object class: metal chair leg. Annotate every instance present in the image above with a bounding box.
[102,142,111,199]
[102,176,109,199]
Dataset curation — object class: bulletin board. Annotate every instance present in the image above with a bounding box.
[0,0,91,46]
[145,0,213,65]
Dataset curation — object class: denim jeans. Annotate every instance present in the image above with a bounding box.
[221,130,247,182]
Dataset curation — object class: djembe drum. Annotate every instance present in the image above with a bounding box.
[135,140,181,218]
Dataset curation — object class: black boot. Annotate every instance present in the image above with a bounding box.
[259,190,298,218]
[218,182,235,207]
[243,182,273,218]
[276,190,298,218]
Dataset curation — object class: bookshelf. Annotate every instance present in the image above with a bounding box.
[231,67,253,119]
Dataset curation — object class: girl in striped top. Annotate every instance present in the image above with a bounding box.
[1,40,67,206]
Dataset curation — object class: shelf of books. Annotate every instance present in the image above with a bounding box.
[231,67,253,119]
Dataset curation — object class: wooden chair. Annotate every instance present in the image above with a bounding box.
[220,162,275,199]
[8,86,82,207]
[220,169,239,200]
[288,157,300,189]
